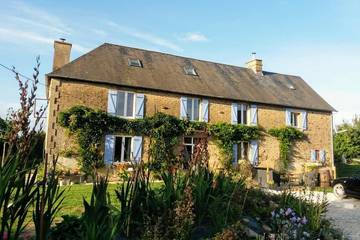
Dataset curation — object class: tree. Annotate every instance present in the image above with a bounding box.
[334,116,360,161]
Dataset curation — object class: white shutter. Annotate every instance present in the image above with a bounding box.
[320,150,326,163]
[285,109,291,126]
[104,135,115,165]
[302,111,308,130]
[107,90,118,115]
[132,136,143,163]
[250,140,259,166]
[180,97,188,119]
[201,99,209,122]
[231,103,238,124]
[250,105,258,125]
[310,150,316,162]
[232,144,238,165]
[135,94,145,119]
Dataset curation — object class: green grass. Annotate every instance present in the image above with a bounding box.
[336,162,360,178]
[57,181,163,218]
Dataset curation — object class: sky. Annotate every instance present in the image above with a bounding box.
[0,0,359,125]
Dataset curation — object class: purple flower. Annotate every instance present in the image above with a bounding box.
[285,208,292,216]
[301,216,308,225]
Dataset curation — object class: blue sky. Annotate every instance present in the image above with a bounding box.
[0,0,359,125]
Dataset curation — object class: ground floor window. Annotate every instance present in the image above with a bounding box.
[237,141,249,161]
[114,136,132,162]
[183,136,201,168]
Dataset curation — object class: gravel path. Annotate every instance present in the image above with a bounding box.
[326,194,360,240]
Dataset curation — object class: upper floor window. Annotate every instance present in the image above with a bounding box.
[117,91,134,117]
[232,103,257,125]
[128,58,142,68]
[290,112,301,128]
[186,98,200,121]
[237,104,248,124]
[184,66,197,76]
[286,109,307,129]
[180,97,209,122]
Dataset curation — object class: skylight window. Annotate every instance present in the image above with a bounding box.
[128,58,142,68]
[184,66,197,76]
[288,85,296,90]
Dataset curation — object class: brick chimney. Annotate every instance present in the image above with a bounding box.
[53,39,72,71]
[246,52,263,75]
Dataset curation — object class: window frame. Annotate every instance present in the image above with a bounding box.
[113,135,133,163]
[237,103,249,125]
[314,149,320,161]
[237,141,249,162]
[290,111,301,128]
[184,66,198,76]
[116,91,136,119]
[186,97,201,121]
[183,136,200,156]
[128,58,143,68]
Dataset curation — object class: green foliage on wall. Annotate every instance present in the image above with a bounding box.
[59,106,260,174]
[209,123,260,169]
[268,126,305,172]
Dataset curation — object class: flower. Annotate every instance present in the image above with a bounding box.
[301,216,308,225]
[285,208,292,216]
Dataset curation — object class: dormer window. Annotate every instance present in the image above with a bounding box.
[184,66,197,76]
[128,58,142,67]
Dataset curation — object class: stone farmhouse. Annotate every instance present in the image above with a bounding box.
[45,40,336,179]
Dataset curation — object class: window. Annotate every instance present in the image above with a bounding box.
[290,112,301,128]
[113,136,132,162]
[128,58,142,67]
[186,98,200,121]
[237,142,249,162]
[117,91,134,117]
[183,136,200,168]
[314,150,320,161]
[184,66,197,76]
[237,104,248,124]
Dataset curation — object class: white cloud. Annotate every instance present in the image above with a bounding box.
[11,1,72,35]
[181,32,208,42]
[91,29,107,37]
[107,21,183,52]
[0,28,90,53]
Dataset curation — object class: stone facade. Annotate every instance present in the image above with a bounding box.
[45,78,335,175]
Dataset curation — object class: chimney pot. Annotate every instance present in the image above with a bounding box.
[53,40,72,71]
[246,53,263,75]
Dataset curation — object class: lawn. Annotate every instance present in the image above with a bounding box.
[336,162,360,178]
[54,182,163,220]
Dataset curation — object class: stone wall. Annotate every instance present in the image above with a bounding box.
[46,78,334,174]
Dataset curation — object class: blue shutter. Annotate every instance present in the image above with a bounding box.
[302,111,308,130]
[311,150,316,162]
[135,94,145,119]
[320,150,326,163]
[285,109,291,126]
[250,140,259,166]
[132,136,143,163]
[107,90,118,115]
[104,135,115,165]
[201,99,209,122]
[232,144,238,165]
[180,97,188,119]
[231,103,238,124]
[250,105,258,125]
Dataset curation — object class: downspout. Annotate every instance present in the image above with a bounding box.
[330,113,336,179]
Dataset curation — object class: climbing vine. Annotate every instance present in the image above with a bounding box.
[59,105,260,174]
[268,126,305,172]
[209,123,260,169]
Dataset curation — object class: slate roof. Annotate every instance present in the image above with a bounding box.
[47,43,335,112]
